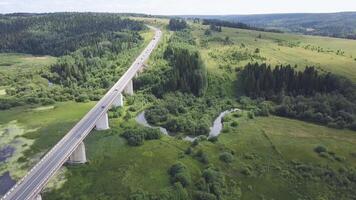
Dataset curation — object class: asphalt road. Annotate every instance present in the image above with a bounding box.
[1,26,162,200]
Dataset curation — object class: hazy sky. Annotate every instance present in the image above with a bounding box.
[0,0,356,15]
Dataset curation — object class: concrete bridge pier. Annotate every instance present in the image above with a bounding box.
[124,79,134,95]
[95,113,109,130]
[112,93,123,107]
[68,142,87,164]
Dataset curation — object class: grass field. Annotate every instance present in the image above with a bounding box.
[43,105,356,200]
[218,114,356,199]
[191,23,356,81]
[0,53,56,72]
[0,53,57,89]
[0,102,94,179]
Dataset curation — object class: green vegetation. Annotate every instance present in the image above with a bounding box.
[0,13,149,110]
[191,24,356,82]
[202,19,282,33]
[198,12,356,39]
[239,63,356,130]
[0,102,94,179]
[163,31,207,96]
[0,13,144,56]
[145,92,234,136]
[1,16,356,200]
[43,101,356,200]
[168,18,188,31]
[122,127,162,146]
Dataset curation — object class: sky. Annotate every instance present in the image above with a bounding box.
[0,0,356,15]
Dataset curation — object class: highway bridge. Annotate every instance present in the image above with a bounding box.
[1,26,162,200]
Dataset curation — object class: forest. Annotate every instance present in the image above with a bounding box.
[202,19,283,33]
[135,28,207,98]
[0,13,144,56]
[239,63,356,130]
[168,18,188,31]
[0,13,146,109]
[163,31,207,96]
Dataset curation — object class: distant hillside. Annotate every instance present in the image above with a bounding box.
[181,12,356,39]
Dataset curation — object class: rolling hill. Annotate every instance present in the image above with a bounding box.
[181,12,356,39]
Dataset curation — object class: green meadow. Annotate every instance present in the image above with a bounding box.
[0,53,56,74]
[44,106,356,200]
[0,102,94,179]
[191,24,356,81]
[1,17,356,200]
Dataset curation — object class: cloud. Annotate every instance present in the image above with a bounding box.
[0,0,355,14]
[0,1,10,6]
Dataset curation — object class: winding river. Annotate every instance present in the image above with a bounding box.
[135,112,169,135]
[135,109,240,141]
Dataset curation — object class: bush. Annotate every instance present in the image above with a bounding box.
[75,94,89,102]
[41,98,55,105]
[334,155,346,162]
[202,167,225,198]
[128,189,149,200]
[219,152,234,163]
[248,111,255,119]
[169,162,191,187]
[169,19,188,31]
[319,152,331,159]
[208,136,218,143]
[314,145,327,154]
[125,132,145,146]
[146,106,169,124]
[122,127,162,146]
[350,122,356,131]
[193,191,217,200]
[144,128,162,140]
[241,167,252,176]
[192,139,199,147]
[233,112,243,118]
[230,121,239,127]
[196,150,209,164]
[185,147,193,155]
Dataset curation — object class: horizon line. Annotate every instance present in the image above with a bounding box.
[1,10,356,16]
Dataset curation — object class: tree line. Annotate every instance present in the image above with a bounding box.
[202,19,283,33]
[135,29,207,97]
[163,30,207,96]
[168,18,188,31]
[239,63,356,130]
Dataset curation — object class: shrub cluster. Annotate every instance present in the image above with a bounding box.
[168,162,192,187]
[122,127,162,146]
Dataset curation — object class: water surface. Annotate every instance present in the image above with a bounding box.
[0,172,16,195]
[136,109,240,141]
